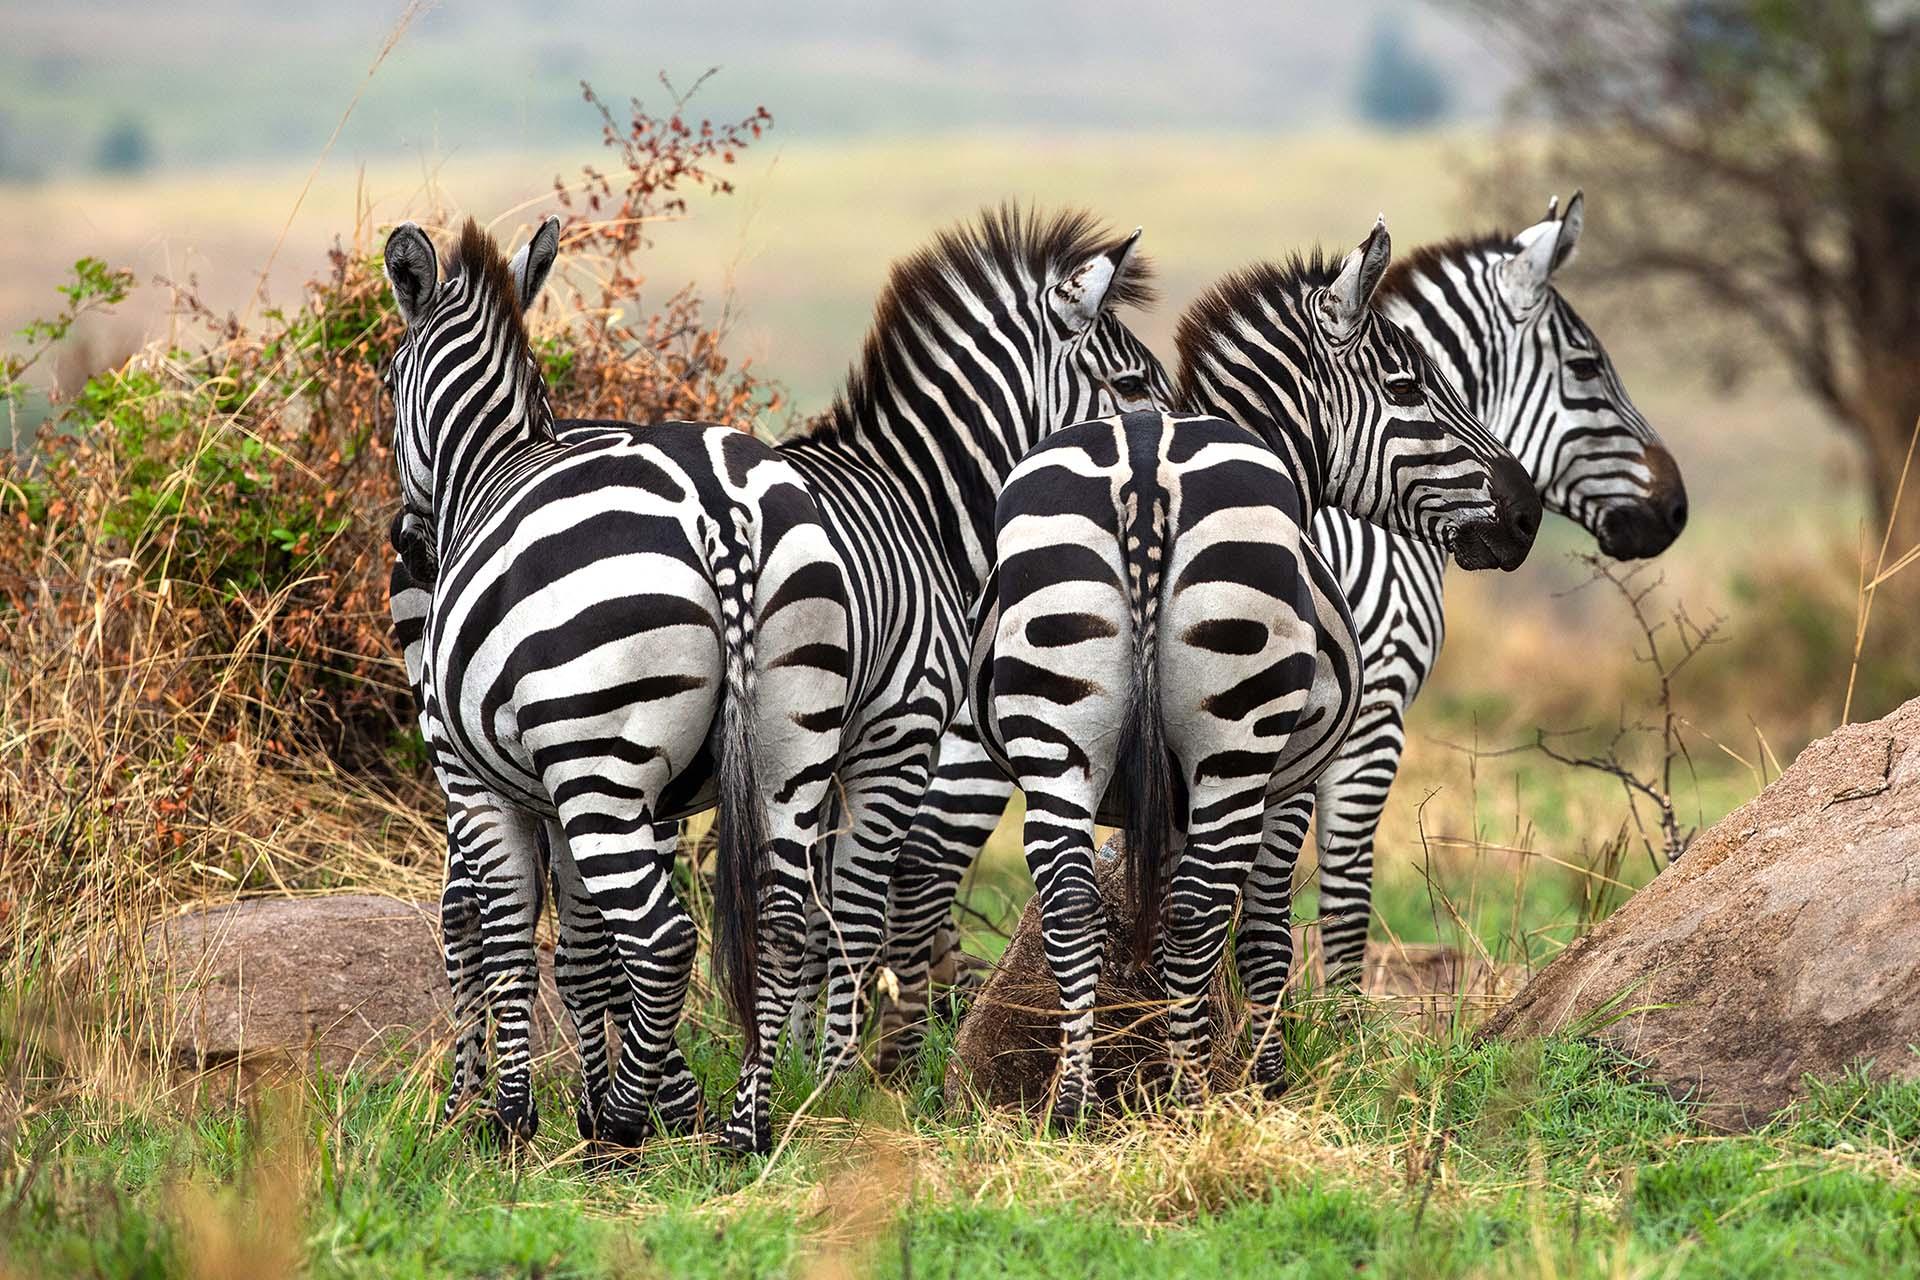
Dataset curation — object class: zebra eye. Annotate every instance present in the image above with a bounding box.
[1109,374,1149,400]
[1384,375,1423,407]
[1568,356,1602,381]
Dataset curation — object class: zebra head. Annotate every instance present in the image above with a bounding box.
[1179,217,1541,572]
[1058,242,1177,420]
[1446,192,1686,560]
[382,215,562,536]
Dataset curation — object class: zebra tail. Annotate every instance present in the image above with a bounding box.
[709,514,769,1060]
[1116,483,1174,965]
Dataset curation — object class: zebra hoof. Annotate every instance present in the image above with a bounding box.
[488,1103,539,1149]
[581,1140,642,1175]
[575,1096,602,1143]
[594,1108,652,1151]
[655,1096,704,1140]
[718,1117,772,1158]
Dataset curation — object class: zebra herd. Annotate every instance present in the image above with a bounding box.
[380,193,1685,1155]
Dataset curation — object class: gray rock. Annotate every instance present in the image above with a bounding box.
[150,894,569,1079]
[1483,697,1920,1129]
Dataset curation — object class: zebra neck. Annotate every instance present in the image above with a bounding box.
[778,413,1004,597]
[430,378,556,550]
[1186,375,1332,523]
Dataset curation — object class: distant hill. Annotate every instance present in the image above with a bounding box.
[0,0,1509,175]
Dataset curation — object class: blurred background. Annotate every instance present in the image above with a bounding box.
[4,0,1914,949]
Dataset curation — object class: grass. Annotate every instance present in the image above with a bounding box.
[9,1002,1920,1278]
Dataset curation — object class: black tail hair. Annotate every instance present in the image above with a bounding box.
[708,516,768,1059]
[1115,479,1174,963]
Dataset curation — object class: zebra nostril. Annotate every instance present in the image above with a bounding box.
[1668,498,1689,532]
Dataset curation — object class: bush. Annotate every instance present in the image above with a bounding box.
[1,78,778,773]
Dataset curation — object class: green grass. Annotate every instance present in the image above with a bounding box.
[8,1006,1920,1279]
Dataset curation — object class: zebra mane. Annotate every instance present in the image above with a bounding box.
[1378,230,1520,302]
[799,203,1158,441]
[1171,247,1348,385]
[452,218,535,357]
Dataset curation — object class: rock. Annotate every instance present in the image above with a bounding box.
[150,894,569,1079]
[1482,697,1920,1130]
[944,834,1516,1113]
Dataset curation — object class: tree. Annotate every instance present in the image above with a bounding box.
[1355,19,1453,128]
[1458,0,1920,564]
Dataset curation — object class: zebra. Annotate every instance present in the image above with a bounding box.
[383,215,851,1155]
[874,194,1687,1068]
[383,207,1169,1154]
[962,218,1542,1117]
[1275,191,1687,986]
[388,510,703,1143]
[759,205,1173,1078]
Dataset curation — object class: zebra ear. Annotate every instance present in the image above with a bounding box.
[1049,227,1144,334]
[507,215,561,311]
[1321,215,1391,337]
[385,223,439,326]
[1504,190,1582,308]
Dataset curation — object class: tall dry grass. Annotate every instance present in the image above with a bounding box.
[0,82,779,1155]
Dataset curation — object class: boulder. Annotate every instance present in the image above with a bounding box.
[1483,697,1920,1129]
[150,894,569,1079]
[945,835,1518,1113]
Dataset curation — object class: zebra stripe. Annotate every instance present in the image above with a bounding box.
[881,200,1685,1060]
[764,207,1172,1076]
[385,216,850,1154]
[1289,191,1687,983]
[964,220,1540,1113]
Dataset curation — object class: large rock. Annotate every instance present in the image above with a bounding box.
[945,835,1518,1113]
[150,894,568,1078]
[1483,697,1920,1129]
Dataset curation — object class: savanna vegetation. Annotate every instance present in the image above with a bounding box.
[3,47,1918,1280]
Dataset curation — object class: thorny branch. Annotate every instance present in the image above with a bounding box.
[1534,555,1724,870]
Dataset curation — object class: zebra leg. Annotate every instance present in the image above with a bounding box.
[720,823,815,1156]
[1314,703,1408,987]
[817,758,936,1080]
[549,819,701,1143]
[546,820,624,1142]
[1159,779,1266,1109]
[581,826,699,1150]
[1019,781,1107,1127]
[874,709,1013,1075]
[466,801,547,1145]
[1237,790,1314,1094]
[438,816,488,1123]
[781,879,833,1063]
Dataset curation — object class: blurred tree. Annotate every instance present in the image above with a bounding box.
[1356,18,1453,127]
[1459,0,1920,564]
[94,116,152,174]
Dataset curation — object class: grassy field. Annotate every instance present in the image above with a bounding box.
[10,992,1920,1278]
[3,126,1915,1277]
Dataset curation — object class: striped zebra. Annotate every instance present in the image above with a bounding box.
[388,509,702,1143]
[1281,192,1686,985]
[875,195,1686,1067]
[963,219,1542,1116]
[762,206,1172,1078]
[384,207,1168,1153]
[383,216,851,1155]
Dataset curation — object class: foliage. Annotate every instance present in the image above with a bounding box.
[0,78,778,767]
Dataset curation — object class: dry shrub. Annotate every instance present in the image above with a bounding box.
[0,79,777,1126]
